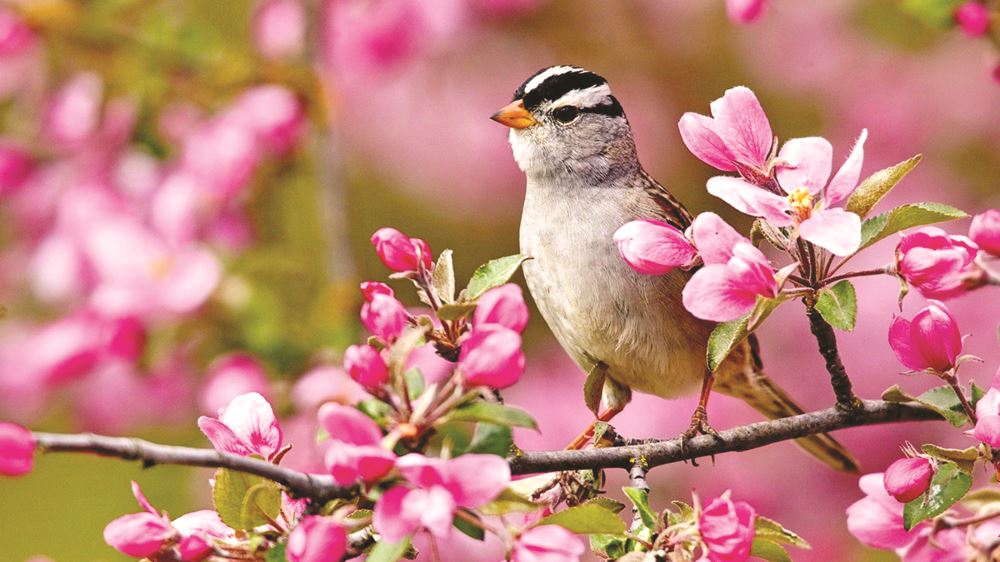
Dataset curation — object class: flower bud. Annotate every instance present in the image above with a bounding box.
[343,344,389,390]
[613,219,696,275]
[360,281,393,301]
[474,284,529,333]
[512,525,585,562]
[726,0,766,25]
[371,227,432,272]
[0,141,33,194]
[896,227,979,299]
[956,2,990,37]
[252,0,306,61]
[699,491,756,561]
[888,300,963,372]
[103,512,175,558]
[970,209,1000,257]
[883,457,933,503]
[458,324,525,389]
[286,516,347,562]
[0,422,35,476]
[974,381,1000,448]
[361,292,408,341]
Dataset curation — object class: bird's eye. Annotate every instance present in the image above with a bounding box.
[552,105,580,124]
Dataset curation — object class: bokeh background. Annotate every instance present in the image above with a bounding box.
[1,0,999,560]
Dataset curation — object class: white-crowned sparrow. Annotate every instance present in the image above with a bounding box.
[492,65,858,472]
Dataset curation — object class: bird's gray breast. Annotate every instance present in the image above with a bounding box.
[519,176,709,399]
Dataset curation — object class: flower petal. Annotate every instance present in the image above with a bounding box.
[798,208,861,256]
[691,212,747,265]
[373,486,422,543]
[709,86,773,169]
[678,113,737,172]
[888,316,922,372]
[825,129,867,207]
[706,176,793,226]
[219,392,283,459]
[317,403,383,446]
[613,219,696,275]
[442,454,511,508]
[197,416,254,456]
[681,264,760,322]
[776,137,833,194]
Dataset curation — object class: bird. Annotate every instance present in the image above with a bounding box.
[490,65,858,472]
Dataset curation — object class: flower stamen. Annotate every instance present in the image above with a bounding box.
[787,187,814,222]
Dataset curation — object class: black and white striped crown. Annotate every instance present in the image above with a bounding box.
[513,65,625,118]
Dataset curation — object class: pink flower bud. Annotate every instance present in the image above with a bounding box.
[44,73,103,146]
[883,457,933,503]
[0,141,33,194]
[474,284,529,333]
[286,516,347,562]
[107,316,146,362]
[361,292,408,341]
[970,209,1000,257]
[956,2,990,37]
[197,392,283,460]
[343,344,389,390]
[252,0,306,61]
[230,85,305,155]
[0,7,36,56]
[699,491,756,562]
[888,300,963,373]
[103,512,175,558]
[613,219,696,275]
[726,0,766,25]
[512,525,585,562]
[0,422,35,476]
[360,281,394,301]
[199,352,272,416]
[371,227,432,272]
[458,324,525,389]
[896,227,979,299]
[974,384,1000,447]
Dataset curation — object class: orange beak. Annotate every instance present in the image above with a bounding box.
[490,99,537,129]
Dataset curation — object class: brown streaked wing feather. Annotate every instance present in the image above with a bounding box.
[639,169,693,229]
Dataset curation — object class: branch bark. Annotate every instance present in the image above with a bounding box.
[803,296,863,411]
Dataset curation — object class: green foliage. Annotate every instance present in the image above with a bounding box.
[751,539,793,562]
[403,369,425,400]
[903,462,972,530]
[706,296,788,372]
[815,280,857,331]
[755,516,811,549]
[882,384,973,427]
[265,543,288,562]
[466,423,514,456]
[590,533,630,560]
[479,488,542,515]
[900,0,965,27]
[367,537,411,562]
[583,364,606,416]
[750,219,789,250]
[436,302,478,321]
[453,509,486,541]
[922,444,978,474]
[448,401,539,430]
[537,501,627,534]
[461,254,530,301]
[859,202,966,250]
[432,249,456,303]
[846,155,922,218]
[623,487,659,530]
[212,468,282,531]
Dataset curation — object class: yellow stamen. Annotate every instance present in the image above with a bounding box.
[787,187,814,222]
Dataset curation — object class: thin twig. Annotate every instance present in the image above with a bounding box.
[943,372,978,424]
[803,296,862,411]
[822,265,892,287]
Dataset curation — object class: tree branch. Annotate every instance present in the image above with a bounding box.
[507,400,941,474]
[31,401,943,501]
[803,296,862,411]
[31,432,353,503]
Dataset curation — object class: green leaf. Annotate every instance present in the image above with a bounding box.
[751,539,793,562]
[432,249,456,304]
[213,468,282,530]
[367,537,410,562]
[750,219,788,250]
[915,385,973,427]
[590,534,629,560]
[668,500,697,526]
[386,325,429,374]
[921,444,979,474]
[583,364,606,417]
[754,516,811,549]
[265,543,287,562]
[466,423,513,456]
[859,202,967,250]
[707,296,787,372]
[454,509,485,541]
[815,280,857,331]
[881,385,913,403]
[903,462,972,530]
[449,401,538,430]
[537,502,627,534]
[404,369,425,400]
[462,254,529,301]
[436,302,477,322]
[479,487,541,516]
[357,399,393,425]
[900,0,964,27]
[971,382,986,408]
[846,155,922,218]
[588,497,627,514]
[622,487,658,531]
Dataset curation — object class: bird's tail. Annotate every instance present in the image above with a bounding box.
[714,337,860,473]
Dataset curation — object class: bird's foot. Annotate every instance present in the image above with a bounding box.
[679,405,720,441]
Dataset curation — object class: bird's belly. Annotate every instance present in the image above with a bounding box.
[520,213,708,399]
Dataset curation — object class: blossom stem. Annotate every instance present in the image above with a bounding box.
[803,296,862,411]
[937,508,1000,530]
[822,265,892,286]
[942,371,978,425]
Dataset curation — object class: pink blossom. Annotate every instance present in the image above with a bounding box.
[512,525,585,562]
[726,0,766,24]
[883,457,933,503]
[373,453,510,542]
[0,140,33,194]
[613,219,696,275]
[678,86,772,173]
[899,526,969,562]
[405,343,454,385]
[181,116,260,200]
[290,365,366,412]
[198,392,283,460]
[896,227,979,299]
[253,0,307,61]
[969,209,1000,257]
[956,2,990,37]
[699,491,756,562]
[171,510,233,561]
[317,403,394,486]
[43,73,103,147]
[343,344,389,390]
[888,300,963,373]
[228,85,305,155]
[199,353,272,415]
[458,324,525,389]
[360,281,394,300]
[473,284,530,333]
[286,516,347,562]
[974,376,1000,447]
[371,227,432,272]
[847,473,919,550]
[361,291,408,341]
[0,7,36,56]
[707,130,868,256]
[0,422,35,476]
[103,482,177,558]
[681,212,779,322]
[321,0,429,77]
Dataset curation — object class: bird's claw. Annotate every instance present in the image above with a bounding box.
[677,406,721,465]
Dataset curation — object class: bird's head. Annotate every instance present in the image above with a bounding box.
[492,65,636,177]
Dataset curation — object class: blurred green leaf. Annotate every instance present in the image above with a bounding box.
[900,0,964,27]
[707,296,787,372]
[590,534,629,560]
[903,462,971,530]
[922,444,978,474]
[846,155,922,218]
[479,487,541,516]
[436,302,477,321]
[815,280,857,331]
[859,202,966,250]
[448,401,538,430]
[367,537,410,562]
[404,369,425,400]
[432,249,456,304]
[213,469,282,530]
[622,487,658,531]
[751,539,793,562]
[583,364,606,417]
[265,543,287,562]
[466,422,513,456]
[453,509,485,541]
[537,502,626,534]
[461,254,529,301]
[755,516,811,548]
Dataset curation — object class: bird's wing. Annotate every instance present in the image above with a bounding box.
[638,169,693,230]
